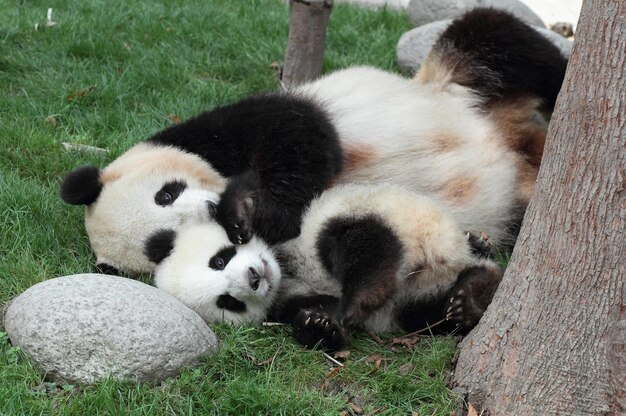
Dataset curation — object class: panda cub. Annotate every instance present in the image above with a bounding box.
[146,184,503,351]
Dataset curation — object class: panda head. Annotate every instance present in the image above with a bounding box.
[145,222,281,325]
[60,143,227,275]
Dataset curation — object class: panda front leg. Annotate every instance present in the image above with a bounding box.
[271,295,348,351]
[215,170,314,245]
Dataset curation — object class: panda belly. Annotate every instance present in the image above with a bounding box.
[297,66,520,246]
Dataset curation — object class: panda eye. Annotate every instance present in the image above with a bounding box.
[155,180,186,206]
[209,246,237,270]
[214,257,225,270]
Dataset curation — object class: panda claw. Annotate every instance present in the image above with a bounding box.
[304,317,311,326]
[449,297,455,304]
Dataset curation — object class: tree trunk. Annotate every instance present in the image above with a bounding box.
[450,1,626,414]
[282,0,333,88]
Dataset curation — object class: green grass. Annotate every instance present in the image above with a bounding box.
[0,0,459,414]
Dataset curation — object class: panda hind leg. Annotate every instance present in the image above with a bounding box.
[445,263,504,330]
[317,215,403,329]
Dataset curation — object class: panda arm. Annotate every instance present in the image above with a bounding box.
[149,93,342,245]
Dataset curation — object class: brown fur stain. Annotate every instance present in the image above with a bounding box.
[443,175,478,206]
[515,158,539,206]
[342,143,378,173]
[490,96,548,168]
[432,133,461,152]
[415,47,476,90]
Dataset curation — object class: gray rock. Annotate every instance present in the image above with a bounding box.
[396,20,450,75]
[407,0,545,28]
[396,20,572,74]
[3,274,218,384]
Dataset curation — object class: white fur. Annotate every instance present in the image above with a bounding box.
[295,67,518,244]
[153,223,281,324]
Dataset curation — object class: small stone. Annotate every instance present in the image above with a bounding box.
[396,19,573,74]
[407,0,545,28]
[3,274,218,384]
[550,22,574,38]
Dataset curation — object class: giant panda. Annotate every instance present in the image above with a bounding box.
[60,8,568,276]
[146,183,503,351]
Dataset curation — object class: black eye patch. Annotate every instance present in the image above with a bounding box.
[155,180,187,206]
[209,246,237,270]
[216,294,247,312]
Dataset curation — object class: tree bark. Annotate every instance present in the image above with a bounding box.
[282,0,333,88]
[450,1,626,415]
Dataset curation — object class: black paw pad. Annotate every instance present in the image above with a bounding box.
[445,288,484,329]
[466,231,494,259]
[292,309,347,351]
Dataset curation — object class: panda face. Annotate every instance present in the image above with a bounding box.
[69,143,228,274]
[149,223,281,325]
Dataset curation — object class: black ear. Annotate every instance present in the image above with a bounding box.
[145,229,176,264]
[60,166,102,205]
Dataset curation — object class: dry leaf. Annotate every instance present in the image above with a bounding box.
[391,336,419,348]
[479,231,490,241]
[467,402,479,416]
[333,350,351,360]
[365,354,382,363]
[348,402,363,415]
[45,116,57,128]
[66,85,97,102]
[168,114,182,124]
[325,366,342,379]
[256,357,273,367]
[411,412,420,416]
[398,363,414,374]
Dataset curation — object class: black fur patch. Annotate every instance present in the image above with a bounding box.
[433,8,568,109]
[154,180,187,206]
[316,215,403,327]
[216,294,246,313]
[148,92,343,244]
[144,229,176,264]
[94,262,122,276]
[209,246,237,270]
[59,166,102,205]
[215,171,258,244]
[396,289,453,334]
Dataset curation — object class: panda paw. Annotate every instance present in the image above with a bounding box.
[445,286,485,329]
[465,231,493,259]
[217,191,255,244]
[292,309,347,352]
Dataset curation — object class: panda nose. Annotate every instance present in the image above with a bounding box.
[248,267,261,291]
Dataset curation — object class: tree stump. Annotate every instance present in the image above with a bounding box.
[282,0,333,89]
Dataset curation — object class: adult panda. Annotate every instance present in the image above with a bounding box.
[146,183,503,351]
[60,8,567,276]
